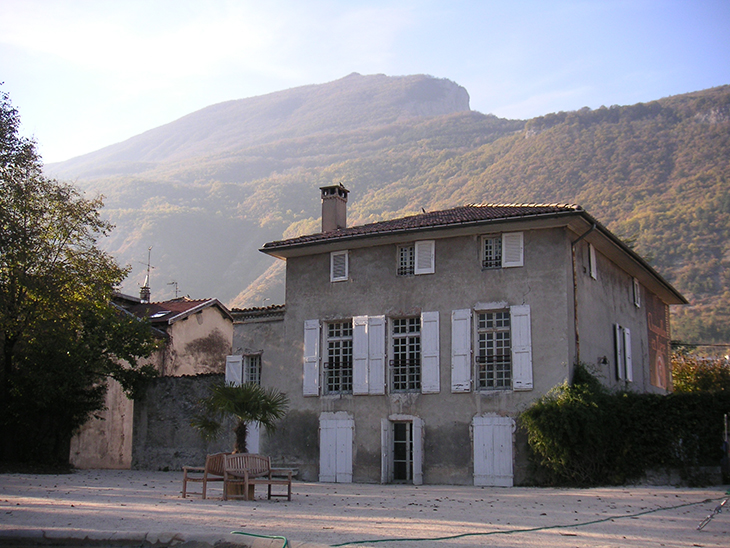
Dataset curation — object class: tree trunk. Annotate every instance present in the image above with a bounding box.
[234,421,248,453]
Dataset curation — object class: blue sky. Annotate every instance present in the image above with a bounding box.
[1,0,729,163]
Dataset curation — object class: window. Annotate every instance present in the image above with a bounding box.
[481,232,523,269]
[476,311,511,389]
[614,324,633,382]
[588,243,598,279]
[244,354,262,385]
[414,240,435,275]
[482,236,502,269]
[330,250,348,282]
[633,278,641,308]
[391,318,421,391]
[324,321,353,394]
[397,244,415,276]
[451,305,532,393]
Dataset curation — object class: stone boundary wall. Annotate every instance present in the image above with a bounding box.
[132,374,233,470]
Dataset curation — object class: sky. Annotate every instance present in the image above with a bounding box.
[1,0,729,164]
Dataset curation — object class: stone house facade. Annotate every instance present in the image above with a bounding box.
[230,185,686,486]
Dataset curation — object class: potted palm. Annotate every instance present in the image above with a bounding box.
[192,382,289,498]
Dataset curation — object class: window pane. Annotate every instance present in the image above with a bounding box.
[476,311,512,389]
[483,236,502,269]
[325,321,353,394]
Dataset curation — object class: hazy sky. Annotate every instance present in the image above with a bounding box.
[2,0,729,163]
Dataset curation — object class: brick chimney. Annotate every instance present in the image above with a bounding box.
[320,183,349,232]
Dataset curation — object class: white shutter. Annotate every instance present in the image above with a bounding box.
[451,309,472,392]
[510,305,532,390]
[330,251,348,282]
[303,320,321,396]
[412,417,424,486]
[225,355,243,386]
[502,232,524,268]
[420,311,440,394]
[368,316,386,395]
[319,413,353,483]
[473,415,514,487]
[615,324,624,380]
[380,419,392,483]
[414,240,435,275]
[352,316,369,395]
[624,327,633,382]
[589,243,598,279]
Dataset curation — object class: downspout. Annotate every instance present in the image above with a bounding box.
[570,224,596,366]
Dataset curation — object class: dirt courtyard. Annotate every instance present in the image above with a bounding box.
[0,470,728,548]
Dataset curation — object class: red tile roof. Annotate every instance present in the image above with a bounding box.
[262,203,582,251]
[122,297,230,324]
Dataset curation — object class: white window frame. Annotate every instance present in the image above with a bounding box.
[397,244,415,276]
[330,250,349,282]
[481,232,523,269]
[390,317,422,392]
[244,353,262,385]
[324,320,354,395]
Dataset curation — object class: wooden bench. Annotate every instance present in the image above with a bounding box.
[182,452,228,499]
[223,453,293,501]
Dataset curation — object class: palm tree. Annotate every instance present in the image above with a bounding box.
[192,382,289,453]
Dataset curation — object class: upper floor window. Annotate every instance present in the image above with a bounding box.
[588,243,598,279]
[244,354,262,385]
[324,321,353,394]
[476,311,511,389]
[481,232,523,269]
[391,318,421,392]
[397,244,415,276]
[330,250,349,282]
[632,278,641,308]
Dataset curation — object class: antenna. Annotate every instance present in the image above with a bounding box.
[167,281,179,298]
[138,246,155,303]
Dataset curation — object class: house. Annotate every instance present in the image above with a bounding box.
[70,293,233,469]
[230,184,686,486]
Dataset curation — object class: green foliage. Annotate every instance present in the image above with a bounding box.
[192,381,289,453]
[520,364,730,486]
[0,89,158,465]
[672,349,730,393]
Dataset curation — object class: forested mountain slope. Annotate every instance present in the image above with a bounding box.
[46,75,730,343]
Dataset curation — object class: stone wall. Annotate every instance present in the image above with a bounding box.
[132,374,233,470]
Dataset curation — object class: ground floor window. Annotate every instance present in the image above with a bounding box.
[392,422,414,482]
[391,318,421,391]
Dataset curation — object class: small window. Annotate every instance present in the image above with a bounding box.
[330,250,348,282]
[476,311,511,390]
[482,236,502,269]
[244,354,262,385]
[588,243,597,279]
[391,318,421,391]
[633,278,641,308]
[324,321,353,394]
[397,244,415,276]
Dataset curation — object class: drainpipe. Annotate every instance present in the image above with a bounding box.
[570,224,596,366]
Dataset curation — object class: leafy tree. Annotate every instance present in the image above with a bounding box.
[0,88,158,465]
[192,382,289,453]
[672,348,730,393]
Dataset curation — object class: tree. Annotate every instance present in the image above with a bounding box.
[192,382,289,453]
[0,88,158,465]
[672,348,730,393]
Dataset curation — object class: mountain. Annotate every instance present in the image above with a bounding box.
[46,74,730,344]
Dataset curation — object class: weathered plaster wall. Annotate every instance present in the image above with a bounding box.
[164,307,233,376]
[132,374,232,470]
[69,378,134,469]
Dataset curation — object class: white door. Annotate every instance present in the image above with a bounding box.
[319,412,354,483]
[473,415,515,487]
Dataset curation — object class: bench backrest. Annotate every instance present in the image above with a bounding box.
[205,452,229,477]
[225,453,271,477]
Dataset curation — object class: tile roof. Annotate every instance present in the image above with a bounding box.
[122,297,227,325]
[262,203,582,251]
